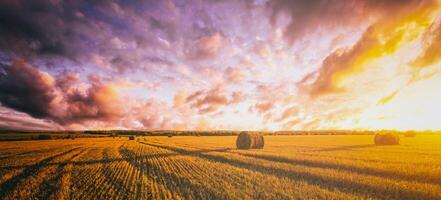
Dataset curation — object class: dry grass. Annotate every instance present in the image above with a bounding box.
[1,135,441,199]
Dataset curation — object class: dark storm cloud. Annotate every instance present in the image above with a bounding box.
[0,1,81,58]
[0,0,178,70]
[0,60,125,125]
[0,0,255,74]
[0,59,56,118]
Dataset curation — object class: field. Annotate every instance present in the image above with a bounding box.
[1,135,441,199]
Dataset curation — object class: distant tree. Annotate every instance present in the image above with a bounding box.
[37,134,53,140]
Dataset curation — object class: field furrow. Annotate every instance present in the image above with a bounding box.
[1,135,440,199]
[0,146,83,199]
[143,139,441,200]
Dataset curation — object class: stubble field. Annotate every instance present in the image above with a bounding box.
[1,135,441,199]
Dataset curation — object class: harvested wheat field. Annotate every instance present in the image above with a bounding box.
[1,135,441,200]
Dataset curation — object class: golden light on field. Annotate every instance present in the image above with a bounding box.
[1,135,441,199]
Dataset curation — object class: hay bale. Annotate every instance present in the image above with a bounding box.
[374,133,399,145]
[236,132,264,149]
[129,136,135,140]
[403,131,417,137]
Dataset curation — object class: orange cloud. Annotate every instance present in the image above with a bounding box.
[185,85,242,114]
[224,67,245,83]
[253,102,274,114]
[276,106,299,122]
[185,33,223,61]
[412,20,441,67]
[0,59,127,126]
[269,0,437,43]
[305,1,439,97]
[282,118,302,130]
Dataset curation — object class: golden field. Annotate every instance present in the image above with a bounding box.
[0,135,441,199]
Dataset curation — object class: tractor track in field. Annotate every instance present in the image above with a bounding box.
[0,146,82,199]
[140,141,441,200]
[34,147,90,200]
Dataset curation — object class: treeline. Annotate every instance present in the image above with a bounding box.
[83,130,243,136]
[274,130,437,136]
[82,130,439,136]
[1,130,438,141]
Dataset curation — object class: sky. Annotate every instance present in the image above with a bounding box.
[0,0,441,131]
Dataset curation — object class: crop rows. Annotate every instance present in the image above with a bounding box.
[0,135,441,199]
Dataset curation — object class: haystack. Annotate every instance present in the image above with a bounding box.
[236,132,264,149]
[374,133,399,145]
[403,132,417,137]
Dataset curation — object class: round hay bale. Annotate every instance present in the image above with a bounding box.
[374,133,399,145]
[374,134,382,144]
[255,134,264,149]
[236,132,264,149]
[403,132,417,137]
[129,136,135,140]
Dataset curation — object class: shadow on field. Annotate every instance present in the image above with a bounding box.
[0,147,81,198]
[315,144,376,152]
[118,147,229,199]
[0,147,64,161]
[0,147,179,199]
[141,142,439,200]
[0,152,178,171]
[33,148,89,200]
[148,143,441,187]
[234,152,441,187]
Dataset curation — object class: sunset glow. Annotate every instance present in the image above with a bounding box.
[0,0,441,131]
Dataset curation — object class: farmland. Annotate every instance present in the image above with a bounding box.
[1,135,441,199]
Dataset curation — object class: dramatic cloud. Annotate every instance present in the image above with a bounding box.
[268,0,434,43]
[0,0,440,130]
[0,59,57,118]
[412,20,441,67]
[185,85,242,114]
[62,80,125,122]
[0,60,125,126]
[306,28,377,96]
[302,0,439,97]
[268,0,365,43]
